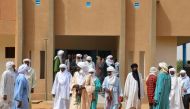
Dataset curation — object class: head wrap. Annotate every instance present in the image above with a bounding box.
[57,50,64,56]
[169,68,176,73]
[23,58,31,63]
[86,56,92,61]
[150,67,158,73]
[180,70,186,74]
[6,61,13,71]
[107,66,115,72]
[159,62,168,73]
[76,54,82,58]
[131,63,138,68]
[88,68,95,73]
[106,55,114,66]
[59,64,67,69]
[18,64,29,74]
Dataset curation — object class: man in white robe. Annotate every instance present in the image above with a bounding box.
[0,61,16,109]
[102,66,123,109]
[86,56,95,69]
[70,54,82,76]
[124,64,144,109]
[23,59,36,109]
[169,68,184,109]
[52,64,72,109]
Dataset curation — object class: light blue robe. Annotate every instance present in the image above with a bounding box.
[154,72,171,109]
[13,74,29,109]
[102,76,122,109]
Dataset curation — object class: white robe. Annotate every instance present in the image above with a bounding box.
[0,70,16,109]
[124,72,144,109]
[52,70,72,109]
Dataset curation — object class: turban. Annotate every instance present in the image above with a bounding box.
[59,64,67,69]
[149,67,158,73]
[6,61,13,70]
[76,54,82,58]
[88,68,95,73]
[23,58,31,63]
[159,62,168,72]
[180,70,186,74]
[107,66,115,72]
[86,56,92,61]
[106,55,113,59]
[131,63,138,68]
[169,68,176,73]
[57,50,64,56]
[18,64,29,74]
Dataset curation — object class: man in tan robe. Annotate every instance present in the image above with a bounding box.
[70,62,90,109]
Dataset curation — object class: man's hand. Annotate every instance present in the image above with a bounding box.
[31,88,34,93]
[3,95,7,101]
[52,94,55,98]
[17,101,22,108]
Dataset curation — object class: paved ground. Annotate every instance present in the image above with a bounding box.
[32,95,149,109]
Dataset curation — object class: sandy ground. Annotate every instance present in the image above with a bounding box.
[32,95,149,109]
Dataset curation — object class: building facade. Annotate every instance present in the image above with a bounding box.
[0,0,190,100]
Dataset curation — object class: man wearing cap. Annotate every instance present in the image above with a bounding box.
[70,62,88,109]
[0,61,17,109]
[102,66,123,109]
[146,67,158,109]
[23,58,36,109]
[154,62,171,109]
[103,55,115,79]
[169,68,184,109]
[179,70,190,109]
[53,50,64,79]
[52,64,72,109]
[124,63,144,109]
[86,56,95,69]
[13,64,29,109]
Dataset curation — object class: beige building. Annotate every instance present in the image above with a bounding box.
[0,0,190,100]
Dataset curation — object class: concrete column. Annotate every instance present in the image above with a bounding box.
[15,0,23,66]
[119,0,127,87]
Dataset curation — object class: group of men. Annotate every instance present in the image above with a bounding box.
[146,62,190,109]
[0,59,36,109]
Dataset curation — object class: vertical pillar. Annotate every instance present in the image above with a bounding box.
[183,43,187,65]
[15,0,23,66]
[119,0,127,87]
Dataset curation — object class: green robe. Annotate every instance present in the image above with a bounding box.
[154,72,171,109]
[53,57,61,79]
[90,78,101,109]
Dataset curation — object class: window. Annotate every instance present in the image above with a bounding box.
[5,47,15,58]
[40,51,45,79]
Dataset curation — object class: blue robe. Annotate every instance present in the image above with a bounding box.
[154,72,171,109]
[13,74,29,109]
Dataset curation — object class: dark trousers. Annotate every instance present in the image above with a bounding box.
[183,94,190,109]
[149,103,153,109]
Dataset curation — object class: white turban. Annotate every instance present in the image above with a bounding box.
[57,50,64,56]
[88,68,95,73]
[169,68,176,73]
[150,67,158,73]
[180,70,186,74]
[6,61,13,70]
[107,66,115,72]
[18,64,29,74]
[159,62,168,72]
[106,55,113,59]
[59,64,67,69]
[86,56,92,61]
[23,58,31,63]
[76,54,82,58]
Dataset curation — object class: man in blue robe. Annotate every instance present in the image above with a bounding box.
[154,62,171,109]
[13,64,29,109]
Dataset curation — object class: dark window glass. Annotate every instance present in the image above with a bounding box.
[5,47,15,58]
